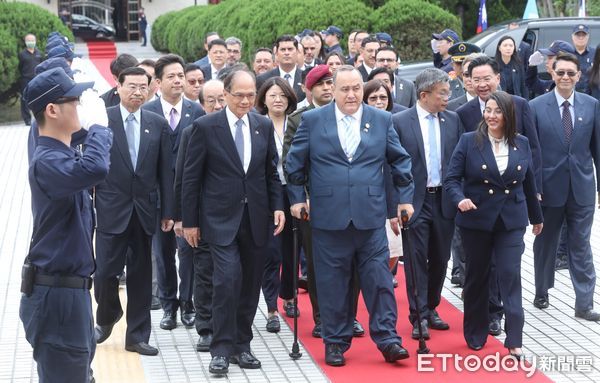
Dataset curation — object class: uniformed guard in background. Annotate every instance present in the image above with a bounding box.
[20,67,113,383]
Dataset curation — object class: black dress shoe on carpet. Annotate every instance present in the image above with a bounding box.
[160,311,177,330]
[381,343,409,363]
[196,330,212,352]
[125,342,158,356]
[180,301,195,328]
[312,322,322,338]
[266,315,281,333]
[230,351,261,369]
[151,296,162,310]
[508,349,525,361]
[533,295,549,309]
[575,309,600,321]
[325,344,345,366]
[411,319,430,340]
[298,275,308,291]
[488,319,502,336]
[428,310,449,330]
[467,343,484,351]
[352,319,365,337]
[283,301,300,318]
[209,356,229,374]
[95,310,123,344]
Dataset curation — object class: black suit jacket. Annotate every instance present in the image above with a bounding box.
[95,106,175,235]
[456,96,542,192]
[256,67,306,102]
[446,94,468,111]
[100,87,121,108]
[182,110,284,246]
[357,64,370,83]
[200,63,215,81]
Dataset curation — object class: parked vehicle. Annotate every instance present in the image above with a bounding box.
[71,13,115,41]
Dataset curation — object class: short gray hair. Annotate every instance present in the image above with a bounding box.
[333,65,360,83]
[415,68,449,96]
[225,36,242,49]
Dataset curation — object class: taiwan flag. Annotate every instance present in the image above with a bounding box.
[477,0,488,33]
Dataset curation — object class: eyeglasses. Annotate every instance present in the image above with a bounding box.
[367,95,388,102]
[471,76,494,85]
[187,79,205,86]
[555,70,578,78]
[229,92,256,101]
[376,58,395,63]
[53,96,80,105]
[423,90,451,99]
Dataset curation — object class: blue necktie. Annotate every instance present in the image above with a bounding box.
[427,114,440,186]
[284,73,292,88]
[234,118,244,167]
[125,113,137,168]
[343,115,360,160]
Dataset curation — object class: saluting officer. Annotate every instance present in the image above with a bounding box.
[20,67,113,383]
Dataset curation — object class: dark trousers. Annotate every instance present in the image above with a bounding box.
[94,211,152,345]
[402,192,454,324]
[141,28,147,46]
[20,286,95,383]
[533,192,596,311]
[460,222,526,348]
[175,236,195,303]
[20,79,32,125]
[312,224,400,352]
[450,228,465,282]
[209,207,266,357]
[489,260,504,322]
[193,239,213,334]
[557,219,569,256]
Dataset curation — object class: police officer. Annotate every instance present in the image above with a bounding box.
[20,67,113,383]
[447,42,481,101]
[526,40,576,97]
[571,24,595,94]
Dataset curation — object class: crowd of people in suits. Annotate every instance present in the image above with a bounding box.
[17,21,600,382]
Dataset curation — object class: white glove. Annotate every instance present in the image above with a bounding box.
[529,51,544,67]
[77,88,108,130]
[431,39,439,54]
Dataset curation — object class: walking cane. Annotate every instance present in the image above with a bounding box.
[400,210,430,354]
[289,207,308,360]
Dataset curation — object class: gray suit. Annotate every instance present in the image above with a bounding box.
[393,76,417,108]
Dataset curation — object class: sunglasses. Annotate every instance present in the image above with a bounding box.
[555,70,578,78]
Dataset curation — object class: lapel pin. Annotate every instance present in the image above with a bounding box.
[578,117,583,121]
[255,130,259,135]
[364,123,370,132]
[144,129,149,133]
[440,118,445,123]
[399,84,404,90]
[185,113,190,118]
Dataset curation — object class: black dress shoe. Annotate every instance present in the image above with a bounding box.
[428,310,449,330]
[381,343,409,363]
[575,309,600,321]
[411,319,430,340]
[352,319,365,337]
[298,275,308,291]
[160,311,177,330]
[125,342,158,356]
[555,254,568,270]
[533,295,549,309]
[196,331,212,352]
[325,344,345,366]
[180,301,195,328]
[451,274,464,286]
[95,310,123,344]
[488,319,502,336]
[266,315,281,333]
[509,349,525,361]
[312,322,322,338]
[209,356,229,375]
[283,301,300,318]
[151,296,162,310]
[230,351,261,369]
[467,343,484,351]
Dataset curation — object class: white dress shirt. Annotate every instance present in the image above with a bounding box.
[226,107,251,172]
[489,134,509,175]
[335,103,362,160]
[554,88,575,127]
[160,96,183,128]
[119,104,141,157]
[269,117,287,185]
[478,97,486,114]
[416,103,442,187]
[279,67,296,89]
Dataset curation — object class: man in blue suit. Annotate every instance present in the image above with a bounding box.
[388,68,463,340]
[530,53,600,321]
[286,65,414,366]
[143,54,205,331]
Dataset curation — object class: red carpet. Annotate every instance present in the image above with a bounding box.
[283,264,553,382]
[86,42,117,87]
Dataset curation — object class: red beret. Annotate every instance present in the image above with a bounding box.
[305,65,332,90]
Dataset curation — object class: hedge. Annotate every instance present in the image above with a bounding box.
[0,2,73,103]
[151,0,460,64]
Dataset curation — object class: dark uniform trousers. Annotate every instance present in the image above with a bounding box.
[192,239,213,334]
[460,217,526,349]
[209,207,266,357]
[94,211,152,345]
[20,286,95,383]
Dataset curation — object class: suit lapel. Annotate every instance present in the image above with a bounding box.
[572,93,586,146]
[323,104,348,161]
[477,138,505,186]
[136,110,152,171]
[109,108,134,173]
[501,141,519,184]
[439,112,450,164]
[247,113,261,173]
[409,109,426,163]
[352,106,372,161]
[214,110,245,173]
[545,94,568,149]
[178,101,194,130]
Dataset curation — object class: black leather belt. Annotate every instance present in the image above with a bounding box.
[426,186,442,193]
[35,273,93,290]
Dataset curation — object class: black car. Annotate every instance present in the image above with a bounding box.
[397,17,600,81]
[71,14,115,41]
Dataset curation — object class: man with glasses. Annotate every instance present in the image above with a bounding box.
[225,37,243,66]
[387,67,463,341]
[367,67,408,113]
[530,53,600,321]
[375,47,416,108]
[183,64,205,104]
[201,39,228,80]
[182,69,285,374]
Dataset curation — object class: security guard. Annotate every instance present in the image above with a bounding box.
[447,42,481,101]
[20,67,113,383]
[571,24,595,94]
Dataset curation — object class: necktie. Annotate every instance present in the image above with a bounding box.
[234,118,245,167]
[562,100,573,144]
[342,115,360,160]
[125,113,137,168]
[284,73,292,88]
[169,107,178,131]
[427,114,441,186]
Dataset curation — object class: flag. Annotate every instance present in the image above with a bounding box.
[579,0,587,17]
[476,0,487,33]
[523,0,540,19]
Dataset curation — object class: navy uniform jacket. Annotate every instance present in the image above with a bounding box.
[576,46,595,94]
[444,132,543,231]
[286,103,414,230]
[529,91,600,207]
[456,96,542,192]
[525,66,555,97]
[28,125,113,277]
[181,110,284,247]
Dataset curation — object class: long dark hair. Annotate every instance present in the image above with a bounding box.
[494,35,521,66]
[476,91,517,148]
[363,79,393,112]
[255,77,297,115]
[589,43,600,88]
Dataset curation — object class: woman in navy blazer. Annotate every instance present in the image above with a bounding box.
[444,91,543,358]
